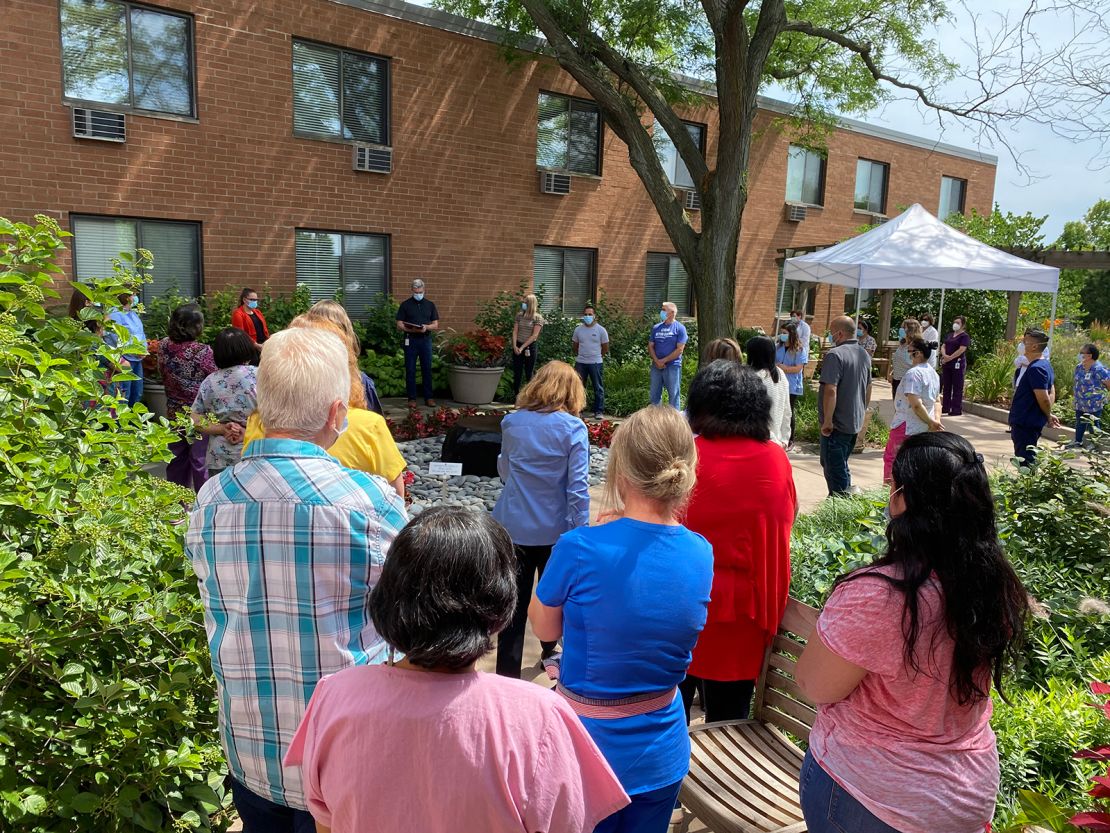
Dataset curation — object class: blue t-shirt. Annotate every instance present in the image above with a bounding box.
[108,308,146,361]
[1009,358,1054,429]
[650,321,689,367]
[775,345,809,396]
[536,518,712,794]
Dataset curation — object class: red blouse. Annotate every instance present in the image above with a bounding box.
[682,435,797,681]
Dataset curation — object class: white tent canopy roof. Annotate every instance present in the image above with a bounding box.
[783,204,1059,294]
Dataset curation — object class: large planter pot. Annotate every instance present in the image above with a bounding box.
[142,382,168,418]
[447,365,505,405]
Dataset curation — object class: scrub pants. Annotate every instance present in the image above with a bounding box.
[1011,423,1043,467]
[495,544,558,678]
[593,780,684,833]
[940,357,966,415]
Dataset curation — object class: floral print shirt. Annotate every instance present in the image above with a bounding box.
[158,339,216,418]
[191,365,258,471]
[1074,360,1110,414]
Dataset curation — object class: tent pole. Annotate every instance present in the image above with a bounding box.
[1047,291,1058,355]
[854,289,862,334]
[774,267,789,333]
[937,289,946,337]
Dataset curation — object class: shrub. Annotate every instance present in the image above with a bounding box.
[354,294,402,354]
[141,285,311,344]
[440,329,507,368]
[864,287,1007,365]
[967,341,1019,404]
[0,216,229,832]
[602,362,651,416]
[359,349,448,398]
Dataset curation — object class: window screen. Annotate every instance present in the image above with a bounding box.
[295,230,389,321]
[785,146,825,205]
[533,246,596,314]
[71,216,201,302]
[854,159,889,214]
[939,176,967,218]
[61,0,194,116]
[645,254,691,317]
[293,40,389,145]
[536,93,601,175]
[653,121,705,189]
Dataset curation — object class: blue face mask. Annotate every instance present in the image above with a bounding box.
[247,299,258,310]
[582,315,594,325]
[659,310,668,323]
[337,413,348,438]
[413,293,424,301]
[131,295,140,307]
[521,302,527,311]
[778,333,789,342]
[856,328,864,338]
[1079,353,1087,363]
[898,327,906,339]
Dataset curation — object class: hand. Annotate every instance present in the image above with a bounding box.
[420,324,427,332]
[929,418,944,432]
[1049,415,1062,429]
[820,421,834,437]
[513,345,521,355]
[223,422,244,443]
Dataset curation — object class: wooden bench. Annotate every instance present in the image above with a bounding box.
[680,597,819,833]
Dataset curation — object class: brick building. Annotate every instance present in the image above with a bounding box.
[1,0,996,335]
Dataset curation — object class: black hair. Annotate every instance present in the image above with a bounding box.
[780,321,801,353]
[1024,328,1049,351]
[859,319,872,334]
[370,508,517,671]
[687,360,772,442]
[745,335,780,383]
[213,326,258,369]
[583,305,595,314]
[239,287,257,305]
[835,432,1028,704]
[909,336,932,362]
[167,303,204,343]
[1082,342,1100,361]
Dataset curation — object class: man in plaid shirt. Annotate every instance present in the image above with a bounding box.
[186,327,407,831]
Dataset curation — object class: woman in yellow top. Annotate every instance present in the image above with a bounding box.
[243,315,407,497]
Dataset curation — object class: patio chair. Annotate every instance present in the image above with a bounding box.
[680,597,819,833]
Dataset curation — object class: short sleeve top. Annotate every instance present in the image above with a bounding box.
[775,345,808,396]
[1074,361,1110,414]
[192,365,258,470]
[514,312,545,344]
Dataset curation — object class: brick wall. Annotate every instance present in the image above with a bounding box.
[0,0,995,337]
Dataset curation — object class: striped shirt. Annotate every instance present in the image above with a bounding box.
[186,438,408,809]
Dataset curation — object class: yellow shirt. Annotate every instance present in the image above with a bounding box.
[243,409,406,482]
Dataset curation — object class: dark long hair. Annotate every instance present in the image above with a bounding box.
[835,432,1028,704]
[745,335,780,383]
[780,321,801,353]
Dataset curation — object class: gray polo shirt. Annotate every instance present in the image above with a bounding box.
[817,339,872,434]
[573,324,609,364]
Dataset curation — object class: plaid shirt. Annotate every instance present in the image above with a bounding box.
[186,438,407,808]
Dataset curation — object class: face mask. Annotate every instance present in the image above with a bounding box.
[1014,355,1029,368]
[856,328,864,338]
[521,302,527,311]
[827,333,835,344]
[413,293,424,301]
[131,295,140,306]
[884,486,904,521]
[582,315,594,325]
[336,413,349,438]
[659,310,668,323]
[247,299,258,310]
[778,333,789,342]
[898,327,906,339]
[1079,354,1088,363]
[952,322,962,332]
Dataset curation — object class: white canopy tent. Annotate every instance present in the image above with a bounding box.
[781,203,1061,345]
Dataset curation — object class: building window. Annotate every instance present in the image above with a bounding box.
[853,159,889,214]
[939,176,967,218]
[536,93,602,176]
[843,286,876,315]
[653,121,706,190]
[60,0,195,117]
[785,145,826,205]
[292,39,389,145]
[775,268,817,318]
[533,246,596,314]
[71,215,201,301]
[295,230,390,321]
[645,254,692,317]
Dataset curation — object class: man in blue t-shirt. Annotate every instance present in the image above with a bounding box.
[648,302,688,408]
[1009,328,1060,466]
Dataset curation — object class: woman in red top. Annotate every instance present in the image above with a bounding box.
[230,287,270,344]
[681,360,797,722]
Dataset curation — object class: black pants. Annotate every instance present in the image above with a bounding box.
[891,377,901,398]
[788,393,801,444]
[679,675,756,724]
[496,544,558,678]
[512,343,537,395]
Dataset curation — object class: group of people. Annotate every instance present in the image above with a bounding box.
[176,309,1030,833]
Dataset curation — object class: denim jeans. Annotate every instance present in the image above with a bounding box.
[227,777,315,833]
[576,362,605,415]
[403,335,434,400]
[593,779,683,833]
[1075,409,1102,446]
[819,430,857,495]
[118,358,144,408]
[649,363,681,408]
[799,751,902,833]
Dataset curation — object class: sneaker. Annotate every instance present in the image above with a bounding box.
[541,650,562,681]
[425,399,437,407]
[594,413,603,420]
[407,399,417,407]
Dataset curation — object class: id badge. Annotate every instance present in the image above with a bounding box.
[404,336,410,347]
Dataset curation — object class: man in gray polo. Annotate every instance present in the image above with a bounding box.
[572,304,609,419]
[818,316,872,495]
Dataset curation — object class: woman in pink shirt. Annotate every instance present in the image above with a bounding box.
[796,432,1028,833]
[284,507,628,833]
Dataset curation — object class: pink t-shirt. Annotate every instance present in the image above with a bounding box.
[809,566,998,833]
[284,664,629,833]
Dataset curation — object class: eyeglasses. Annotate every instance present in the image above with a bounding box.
[910,350,922,357]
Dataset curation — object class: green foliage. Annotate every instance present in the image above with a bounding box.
[866,286,1007,363]
[141,286,311,344]
[602,362,651,416]
[354,294,402,354]
[0,216,229,832]
[1081,275,1110,328]
[359,349,449,398]
[966,341,1018,404]
[947,204,1048,250]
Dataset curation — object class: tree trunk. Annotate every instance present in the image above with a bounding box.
[694,202,741,351]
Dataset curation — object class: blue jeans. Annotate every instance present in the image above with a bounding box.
[819,430,857,495]
[227,777,315,833]
[403,335,434,400]
[650,363,681,408]
[799,751,901,833]
[593,780,683,833]
[576,362,605,415]
[118,358,144,408]
[1011,423,1043,467]
[1076,409,1102,446]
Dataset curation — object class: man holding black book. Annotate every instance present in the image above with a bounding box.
[396,279,439,407]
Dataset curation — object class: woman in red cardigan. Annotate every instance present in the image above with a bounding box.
[230,287,270,344]
[680,360,797,722]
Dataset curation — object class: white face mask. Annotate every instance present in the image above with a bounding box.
[952,322,962,332]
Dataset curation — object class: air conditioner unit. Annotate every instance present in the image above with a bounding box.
[874,215,889,224]
[353,144,392,174]
[786,203,807,222]
[683,190,701,211]
[72,108,126,142]
[539,171,572,195]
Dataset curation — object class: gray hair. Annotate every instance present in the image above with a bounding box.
[411,278,425,289]
[662,301,677,314]
[257,328,350,438]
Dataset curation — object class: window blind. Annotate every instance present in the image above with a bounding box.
[139,222,200,301]
[340,234,388,321]
[533,246,564,314]
[644,253,669,314]
[293,41,342,137]
[562,249,593,312]
[129,7,192,116]
[342,51,387,144]
[295,231,343,305]
[567,102,600,175]
[72,216,137,284]
[61,0,129,105]
[668,257,691,317]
